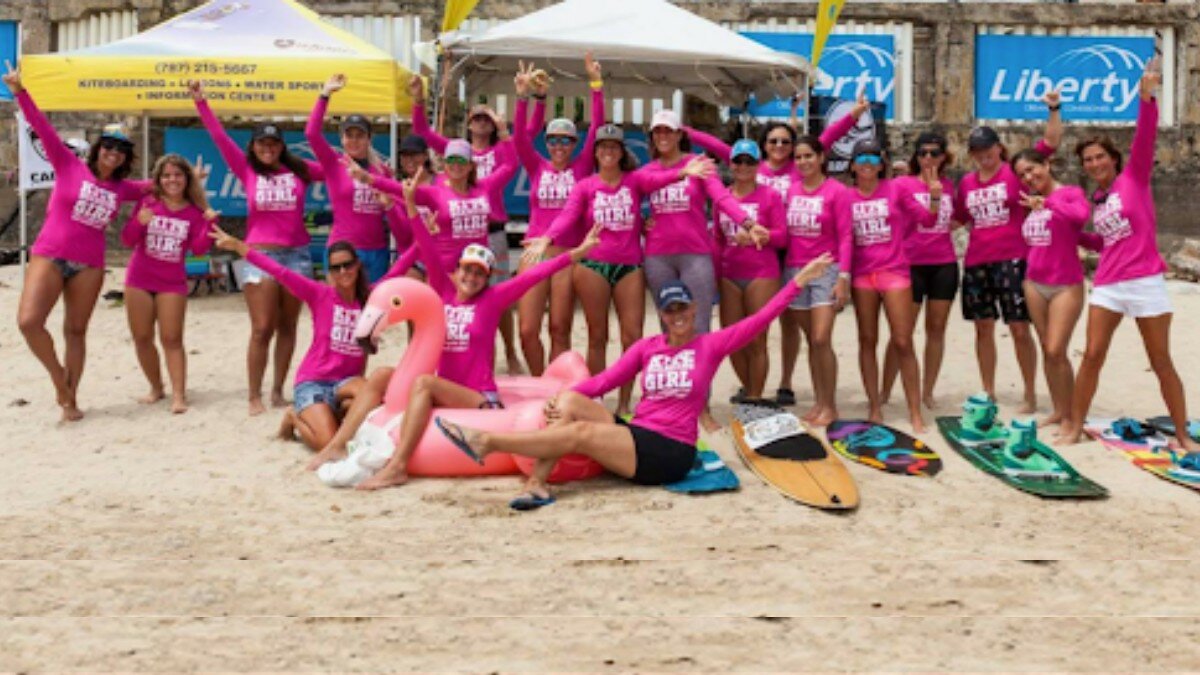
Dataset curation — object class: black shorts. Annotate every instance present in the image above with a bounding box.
[615,415,696,485]
[911,262,959,304]
[961,259,1030,323]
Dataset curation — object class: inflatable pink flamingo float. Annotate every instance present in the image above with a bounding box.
[317,277,603,487]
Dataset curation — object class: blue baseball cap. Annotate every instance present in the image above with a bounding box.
[656,280,694,310]
[731,138,761,162]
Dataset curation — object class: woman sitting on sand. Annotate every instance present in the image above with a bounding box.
[434,254,834,510]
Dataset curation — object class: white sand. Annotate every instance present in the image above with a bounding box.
[2,264,1199,670]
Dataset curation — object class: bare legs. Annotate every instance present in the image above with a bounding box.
[796,305,840,426]
[516,246,573,376]
[854,287,924,432]
[719,278,780,399]
[307,367,395,470]
[575,264,644,416]
[16,256,104,422]
[973,317,1038,414]
[883,299,952,410]
[777,309,801,402]
[1023,282,1084,435]
[125,288,191,413]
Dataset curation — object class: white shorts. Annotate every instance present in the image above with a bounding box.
[1090,274,1173,318]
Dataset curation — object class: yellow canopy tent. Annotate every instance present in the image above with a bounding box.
[20,0,416,116]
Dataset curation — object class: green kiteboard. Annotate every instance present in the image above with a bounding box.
[936,394,1108,499]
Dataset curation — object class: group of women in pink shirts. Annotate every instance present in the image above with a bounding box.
[8,54,1199,508]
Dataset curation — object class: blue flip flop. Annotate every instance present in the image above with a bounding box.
[509,493,556,511]
[434,417,484,465]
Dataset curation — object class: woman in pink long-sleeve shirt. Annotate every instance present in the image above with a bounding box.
[355,168,603,491]
[7,65,151,422]
[841,139,939,432]
[121,155,217,414]
[1062,63,1200,456]
[511,56,605,376]
[432,255,833,510]
[189,80,326,417]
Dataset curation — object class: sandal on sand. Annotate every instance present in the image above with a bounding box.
[509,493,556,511]
[775,388,796,406]
[434,417,484,465]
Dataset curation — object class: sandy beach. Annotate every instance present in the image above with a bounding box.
[2,261,1200,670]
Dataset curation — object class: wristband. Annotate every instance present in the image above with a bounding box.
[517,94,530,101]
[589,79,604,90]
[838,272,851,281]
[320,93,331,100]
[1048,104,1061,111]
[532,93,547,101]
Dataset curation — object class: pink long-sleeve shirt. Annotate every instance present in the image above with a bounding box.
[685,113,858,201]
[715,185,786,280]
[639,157,750,256]
[543,169,687,265]
[574,281,802,445]
[121,198,215,295]
[305,95,393,250]
[955,139,1055,268]
[1091,99,1169,287]
[411,208,572,393]
[1021,185,1099,286]
[18,91,150,268]
[513,89,605,243]
[782,177,852,270]
[839,179,936,278]
[896,175,957,266]
[195,97,324,248]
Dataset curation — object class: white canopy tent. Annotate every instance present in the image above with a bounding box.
[426,0,811,112]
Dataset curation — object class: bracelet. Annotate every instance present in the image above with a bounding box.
[532,93,547,101]
[517,94,530,101]
[1048,104,1061,111]
[589,79,603,90]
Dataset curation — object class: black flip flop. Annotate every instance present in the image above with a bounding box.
[434,417,484,465]
[509,493,556,511]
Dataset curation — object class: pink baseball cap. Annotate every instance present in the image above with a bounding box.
[650,109,681,131]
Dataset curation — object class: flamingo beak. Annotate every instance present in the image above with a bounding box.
[354,305,385,354]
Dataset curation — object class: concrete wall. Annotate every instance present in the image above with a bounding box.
[2,1,1198,246]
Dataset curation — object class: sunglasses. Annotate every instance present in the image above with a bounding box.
[917,148,945,158]
[854,154,882,166]
[732,156,759,166]
[328,260,359,273]
[99,138,130,153]
[445,155,472,166]
[546,136,576,147]
[766,138,793,146]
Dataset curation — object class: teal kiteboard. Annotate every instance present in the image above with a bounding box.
[937,394,1107,499]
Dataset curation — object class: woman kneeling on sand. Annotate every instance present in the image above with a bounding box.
[435,254,834,510]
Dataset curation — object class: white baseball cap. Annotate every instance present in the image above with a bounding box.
[650,109,681,131]
[458,244,495,273]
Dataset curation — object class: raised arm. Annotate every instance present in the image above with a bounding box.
[571,86,607,175]
[400,174,453,296]
[409,75,449,155]
[1040,89,1063,155]
[682,126,733,164]
[190,82,250,177]
[572,339,647,399]
[305,76,343,169]
[14,92,76,170]
[1128,67,1161,185]
[511,95,545,175]
[819,91,868,148]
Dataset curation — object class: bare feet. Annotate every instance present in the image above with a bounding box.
[249,397,266,417]
[801,405,821,423]
[1018,395,1037,416]
[922,394,938,410]
[810,406,837,427]
[506,354,526,376]
[1041,412,1064,427]
[356,465,410,491]
[910,413,927,435]
[699,410,721,433]
[270,390,289,409]
[307,444,348,471]
[170,395,189,414]
[880,390,892,406]
[1056,425,1084,445]
[868,407,884,425]
[138,389,165,405]
[277,409,297,440]
[1179,436,1200,454]
[59,403,84,423]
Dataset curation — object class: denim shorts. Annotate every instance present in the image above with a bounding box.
[293,377,358,414]
[244,246,314,285]
[786,263,840,310]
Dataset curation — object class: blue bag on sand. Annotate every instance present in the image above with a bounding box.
[665,448,740,494]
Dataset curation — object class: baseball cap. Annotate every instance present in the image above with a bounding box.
[339,114,371,135]
[468,104,493,121]
[251,123,283,142]
[656,280,694,310]
[731,138,761,162]
[545,117,578,139]
[595,124,625,143]
[458,243,495,273]
[650,109,681,131]
[851,138,883,159]
[444,139,473,161]
[967,126,1001,151]
[398,134,428,155]
[915,131,947,149]
[100,123,132,145]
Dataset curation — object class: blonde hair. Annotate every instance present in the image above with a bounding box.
[151,153,210,210]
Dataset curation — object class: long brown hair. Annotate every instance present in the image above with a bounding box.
[246,139,312,183]
[151,153,210,210]
[327,240,370,305]
[87,139,135,182]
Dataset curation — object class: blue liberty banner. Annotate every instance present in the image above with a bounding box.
[165,127,392,217]
[975,34,1155,121]
[736,33,896,120]
[0,21,18,101]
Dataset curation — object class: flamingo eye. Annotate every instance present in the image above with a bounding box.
[390,296,403,308]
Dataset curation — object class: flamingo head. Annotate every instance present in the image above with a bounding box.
[354,277,444,354]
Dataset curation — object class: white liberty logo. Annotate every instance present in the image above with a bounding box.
[987,40,1148,114]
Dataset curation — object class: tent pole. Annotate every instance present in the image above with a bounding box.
[390,114,398,171]
[19,188,27,280]
[141,114,150,176]
[801,74,811,135]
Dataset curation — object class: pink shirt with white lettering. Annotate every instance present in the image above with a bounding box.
[955,139,1055,267]
[195,98,324,249]
[896,175,957,266]
[513,89,605,244]
[1090,99,1169,287]
[543,169,688,265]
[782,177,853,270]
[305,96,393,250]
[121,198,215,295]
[715,185,786,280]
[574,281,802,445]
[17,91,149,268]
[410,208,571,393]
[838,179,935,278]
[638,157,749,256]
[1021,185,1099,286]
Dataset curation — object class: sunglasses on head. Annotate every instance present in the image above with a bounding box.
[854,154,882,166]
[917,148,945,158]
[546,136,575,147]
[731,156,759,166]
[445,155,471,166]
[99,138,130,153]
[766,138,793,146]
[328,259,359,273]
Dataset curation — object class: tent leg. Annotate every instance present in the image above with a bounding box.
[19,188,27,281]
[142,114,150,176]
[390,114,398,171]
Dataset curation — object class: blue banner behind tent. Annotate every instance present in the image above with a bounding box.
[736,32,896,120]
[0,21,18,101]
[165,127,392,217]
[975,34,1155,122]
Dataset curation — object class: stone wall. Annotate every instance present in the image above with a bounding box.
[2,1,1198,247]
